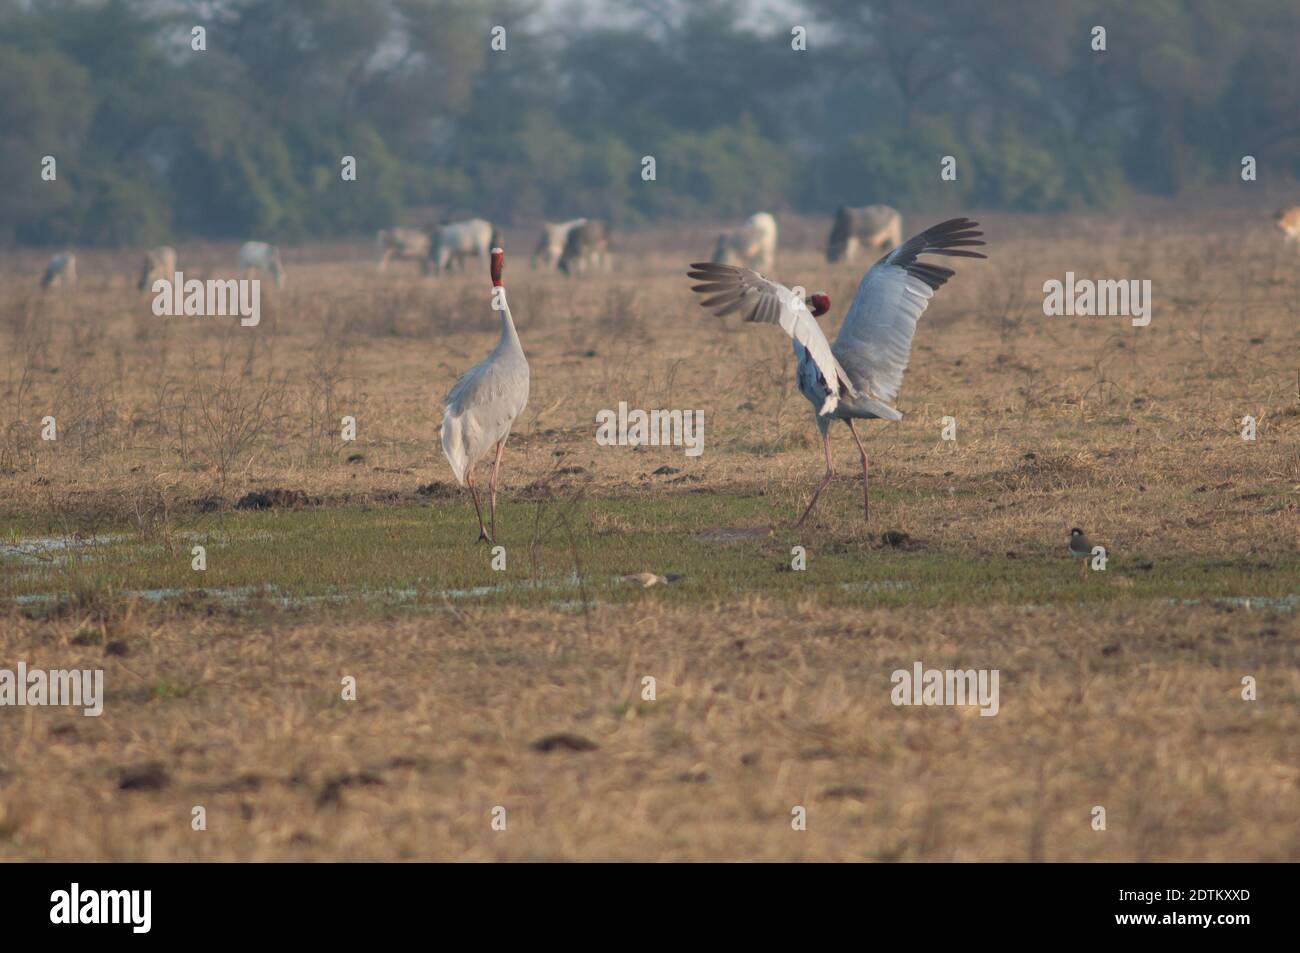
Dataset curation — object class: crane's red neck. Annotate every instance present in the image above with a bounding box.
[491,248,504,287]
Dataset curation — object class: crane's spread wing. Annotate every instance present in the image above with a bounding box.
[687,262,855,414]
[833,218,985,406]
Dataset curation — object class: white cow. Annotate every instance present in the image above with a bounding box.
[376,228,431,271]
[532,218,587,270]
[712,212,777,273]
[826,205,901,263]
[138,246,177,291]
[238,241,285,287]
[429,218,496,273]
[41,252,77,290]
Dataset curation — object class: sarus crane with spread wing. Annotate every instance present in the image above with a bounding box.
[688,218,986,526]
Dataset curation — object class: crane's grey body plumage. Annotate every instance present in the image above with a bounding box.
[441,309,529,485]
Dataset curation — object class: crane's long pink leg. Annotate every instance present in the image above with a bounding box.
[465,469,491,543]
[487,437,507,542]
[846,419,870,522]
[795,429,835,528]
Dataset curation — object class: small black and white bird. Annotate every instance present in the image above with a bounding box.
[1069,527,1098,576]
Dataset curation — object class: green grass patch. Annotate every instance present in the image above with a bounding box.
[2,495,1296,617]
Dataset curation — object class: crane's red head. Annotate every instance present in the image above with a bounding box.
[490,247,504,287]
[807,293,831,317]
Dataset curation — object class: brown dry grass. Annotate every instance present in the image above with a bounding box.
[1,601,1295,861]
[1,213,1296,552]
[1,209,1297,860]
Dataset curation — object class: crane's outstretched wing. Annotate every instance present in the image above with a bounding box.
[687,262,855,415]
[833,218,985,406]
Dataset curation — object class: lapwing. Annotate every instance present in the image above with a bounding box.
[1069,527,1098,577]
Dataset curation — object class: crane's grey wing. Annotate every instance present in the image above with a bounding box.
[443,353,529,424]
[832,218,985,406]
[687,262,855,414]
[440,352,529,485]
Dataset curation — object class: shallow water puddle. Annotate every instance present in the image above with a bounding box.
[1168,595,1299,612]
[838,580,914,592]
[694,526,772,542]
[7,575,588,609]
[0,534,128,566]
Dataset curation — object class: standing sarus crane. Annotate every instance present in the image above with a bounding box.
[688,218,986,526]
[440,248,529,542]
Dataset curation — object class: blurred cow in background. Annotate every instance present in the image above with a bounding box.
[138,246,177,291]
[826,205,901,264]
[533,218,588,270]
[376,228,431,271]
[429,218,497,273]
[1275,206,1300,245]
[711,212,777,273]
[239,241,285,287]
[41,252,77,290]
[558,220,611,275]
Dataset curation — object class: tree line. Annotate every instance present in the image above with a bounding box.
[1,0,1296,246]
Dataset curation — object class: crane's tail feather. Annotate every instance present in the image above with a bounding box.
[440,413,471,486]
[860,398,902,421]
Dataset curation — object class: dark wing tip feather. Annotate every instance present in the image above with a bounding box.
[913,219,987,257]
[930,249,987,259]
[882,217,989,287]
[905,262,956,289]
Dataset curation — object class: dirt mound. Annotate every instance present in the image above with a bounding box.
[235,488,316,510]
[415,481,459,499]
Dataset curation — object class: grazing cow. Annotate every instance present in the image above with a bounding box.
[238,241,285,287]
[138,246,177,291]
[711,212,777,273]
[558,220,611,275]
[826,205,902,264]
[1275,206,1300,245]
[428,218,496,274]
[41,252,77,290]
[532,219,588,270]
[376,228,431,271]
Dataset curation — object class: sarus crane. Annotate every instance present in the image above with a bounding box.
[688,218,986,526]
[440,248,530,543]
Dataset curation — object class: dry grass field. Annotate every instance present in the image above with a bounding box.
[1,208,1297,861]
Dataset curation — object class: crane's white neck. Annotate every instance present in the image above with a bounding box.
[495,287,520,349]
